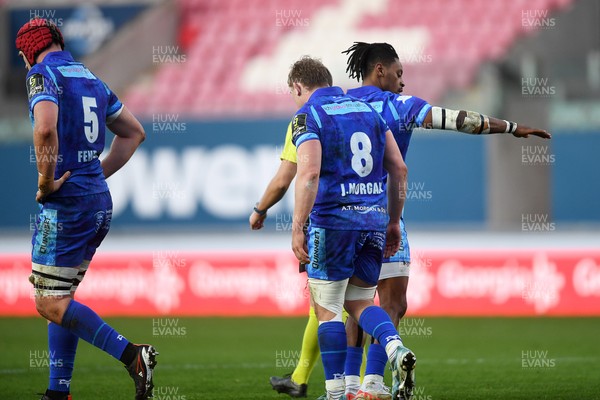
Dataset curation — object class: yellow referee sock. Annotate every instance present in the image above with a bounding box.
[291,306,320,385]
[360,341,368,381]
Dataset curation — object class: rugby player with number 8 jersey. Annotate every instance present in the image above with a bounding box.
[288,56,416,400]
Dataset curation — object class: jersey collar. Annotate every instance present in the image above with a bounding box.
[309,86,345,100]
[346,85,382,97]
[41,51,75,64]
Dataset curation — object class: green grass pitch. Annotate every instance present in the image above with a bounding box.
[1,317,599,399]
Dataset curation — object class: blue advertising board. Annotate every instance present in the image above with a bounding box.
[4,119,598,232]
[0,119,489,232]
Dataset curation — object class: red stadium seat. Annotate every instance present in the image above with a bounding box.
[124,0,574,118]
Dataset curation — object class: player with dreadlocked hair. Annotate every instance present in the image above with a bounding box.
[342,41,551,400]
[344,42,400,83]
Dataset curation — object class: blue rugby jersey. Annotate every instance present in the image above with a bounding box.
[347,86,432,264]
[292,86,391,232]
[26,51,123,198]
[346,86,430,160]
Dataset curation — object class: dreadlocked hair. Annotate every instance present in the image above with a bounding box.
[342,42,399,82]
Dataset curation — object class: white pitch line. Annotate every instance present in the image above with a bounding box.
[0,362,274,375]
[2,356,597,376]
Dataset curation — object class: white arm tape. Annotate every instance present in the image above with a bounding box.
[431,106,490,134]
[431,106,459,130]
[504,120,518,134]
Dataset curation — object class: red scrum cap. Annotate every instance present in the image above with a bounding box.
[15,18,64,67]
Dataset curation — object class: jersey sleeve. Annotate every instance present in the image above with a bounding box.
[392,95,431,128]
[26,69,59,112]
[103,81,124,124]
[291,108,320,148]
[280,122,297,163]
[376,108,391,134]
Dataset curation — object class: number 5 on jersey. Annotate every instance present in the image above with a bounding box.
[82,96,98,143]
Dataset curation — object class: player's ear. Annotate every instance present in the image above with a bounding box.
[376,63,385,77]
[18,51,31,71]
[293,82,302,97]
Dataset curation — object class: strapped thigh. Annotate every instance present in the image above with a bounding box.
[308,277,348,322]
[29,263,79,297]
[345,283,377,301]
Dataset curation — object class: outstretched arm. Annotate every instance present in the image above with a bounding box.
[250,160,297,230]
[421,107,551,139]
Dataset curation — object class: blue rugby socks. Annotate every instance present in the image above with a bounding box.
[47,322,78,395]
[359,306,403,360]
[61,300,129,361]
[344,346,363,393]
[318,321,347,398]
[366,342,388,377]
